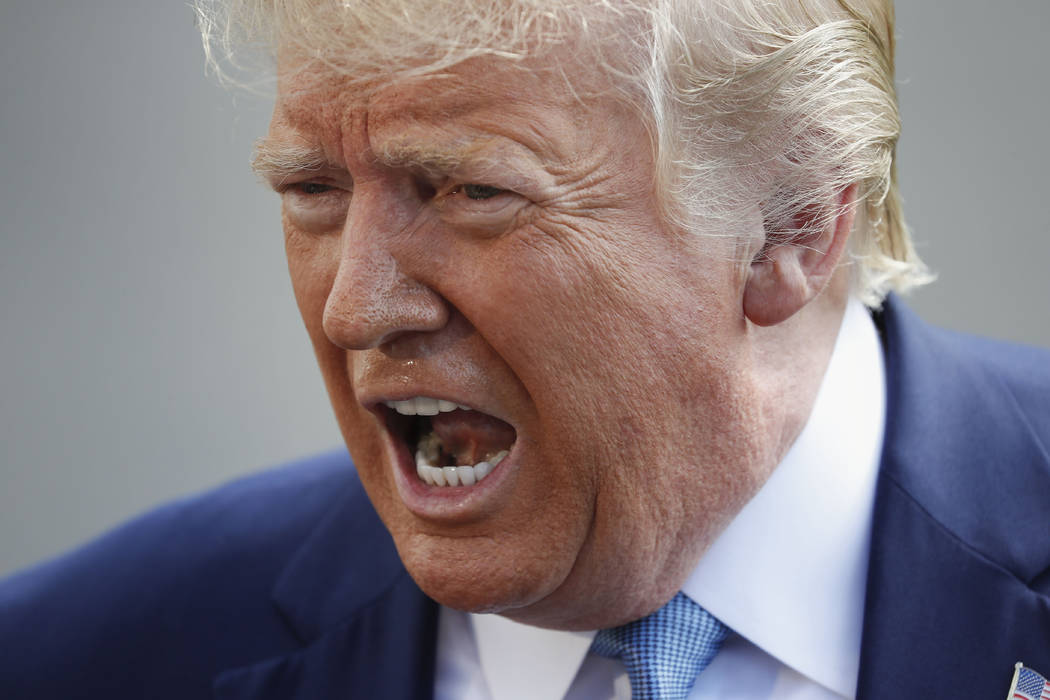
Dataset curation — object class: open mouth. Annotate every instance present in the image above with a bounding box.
[383,397,516,487]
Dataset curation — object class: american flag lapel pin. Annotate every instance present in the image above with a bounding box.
[1008,662,1050,700]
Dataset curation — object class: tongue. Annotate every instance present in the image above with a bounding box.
[431,410,516,465]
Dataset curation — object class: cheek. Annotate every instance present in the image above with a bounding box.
[284,226,366,432]
[478,228,737,395]
[473,230,750,491]
[283,226,402,518]
[285,226,339,342]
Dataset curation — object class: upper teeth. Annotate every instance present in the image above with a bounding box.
[383,397,472,416]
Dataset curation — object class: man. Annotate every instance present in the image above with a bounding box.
[2,0,1048,698]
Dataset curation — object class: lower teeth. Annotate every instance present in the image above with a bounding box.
[414,445,509,487]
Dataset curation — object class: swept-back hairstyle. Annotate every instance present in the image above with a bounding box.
[197,0,931,306]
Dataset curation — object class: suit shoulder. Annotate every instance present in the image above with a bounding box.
[0,449,358,697]
[958,334,1050,431]
[881,298,1050,426]
[2,448,358,591]
[906,314,1050,450]
[878,299,1050,585]
[934,324,1050,388]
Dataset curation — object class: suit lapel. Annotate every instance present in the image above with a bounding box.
[212,574,438,700]
[857,471,1050,698]
[857,298,1050,698]
[213,469,440,700]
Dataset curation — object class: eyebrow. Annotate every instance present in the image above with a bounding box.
[375,140,472,177]
[252,136,499,186]
[252,139,330,185]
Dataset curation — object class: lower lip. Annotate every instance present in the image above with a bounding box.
[383,427,518,521]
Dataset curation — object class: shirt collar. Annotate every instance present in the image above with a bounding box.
[471,298,885,699]
[472,613,595,700]
[683,297,885,697]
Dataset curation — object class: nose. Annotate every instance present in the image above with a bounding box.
[321,195,449,350]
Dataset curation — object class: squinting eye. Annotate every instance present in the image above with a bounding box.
[437,181,525,235]
[296,182,334,195]
[279,179,350,234]
[457,184,505,200]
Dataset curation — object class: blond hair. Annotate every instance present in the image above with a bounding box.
[196,0,932,306]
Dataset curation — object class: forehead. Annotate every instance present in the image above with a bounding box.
[267,53,614,172]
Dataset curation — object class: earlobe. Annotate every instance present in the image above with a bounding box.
[743,184,857,327]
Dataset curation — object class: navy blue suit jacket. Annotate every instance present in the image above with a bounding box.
[2,297,1048,698]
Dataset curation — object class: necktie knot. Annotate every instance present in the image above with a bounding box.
[590,592,729,700]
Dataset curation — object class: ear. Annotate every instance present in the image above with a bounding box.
[743,183,857,327]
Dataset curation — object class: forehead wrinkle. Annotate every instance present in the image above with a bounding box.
[367,100,579,188]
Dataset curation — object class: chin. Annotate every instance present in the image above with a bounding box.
[393,529,572,616]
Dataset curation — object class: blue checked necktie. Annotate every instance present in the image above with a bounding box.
[590,592,729,700]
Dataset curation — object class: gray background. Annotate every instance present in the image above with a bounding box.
[1,1,1048,577]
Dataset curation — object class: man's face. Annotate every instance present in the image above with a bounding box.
[264,54,775,628]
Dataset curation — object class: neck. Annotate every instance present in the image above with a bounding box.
[748,268,852,476]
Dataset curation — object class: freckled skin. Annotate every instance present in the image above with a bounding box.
[268,52,847,630]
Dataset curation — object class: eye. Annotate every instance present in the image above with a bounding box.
[294,182,335,195]
[279,179,351,233]
[440,182,515,210]
[436,181,526,236]
[456,184,505,200]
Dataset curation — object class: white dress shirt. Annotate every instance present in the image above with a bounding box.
[434,298,886,700]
